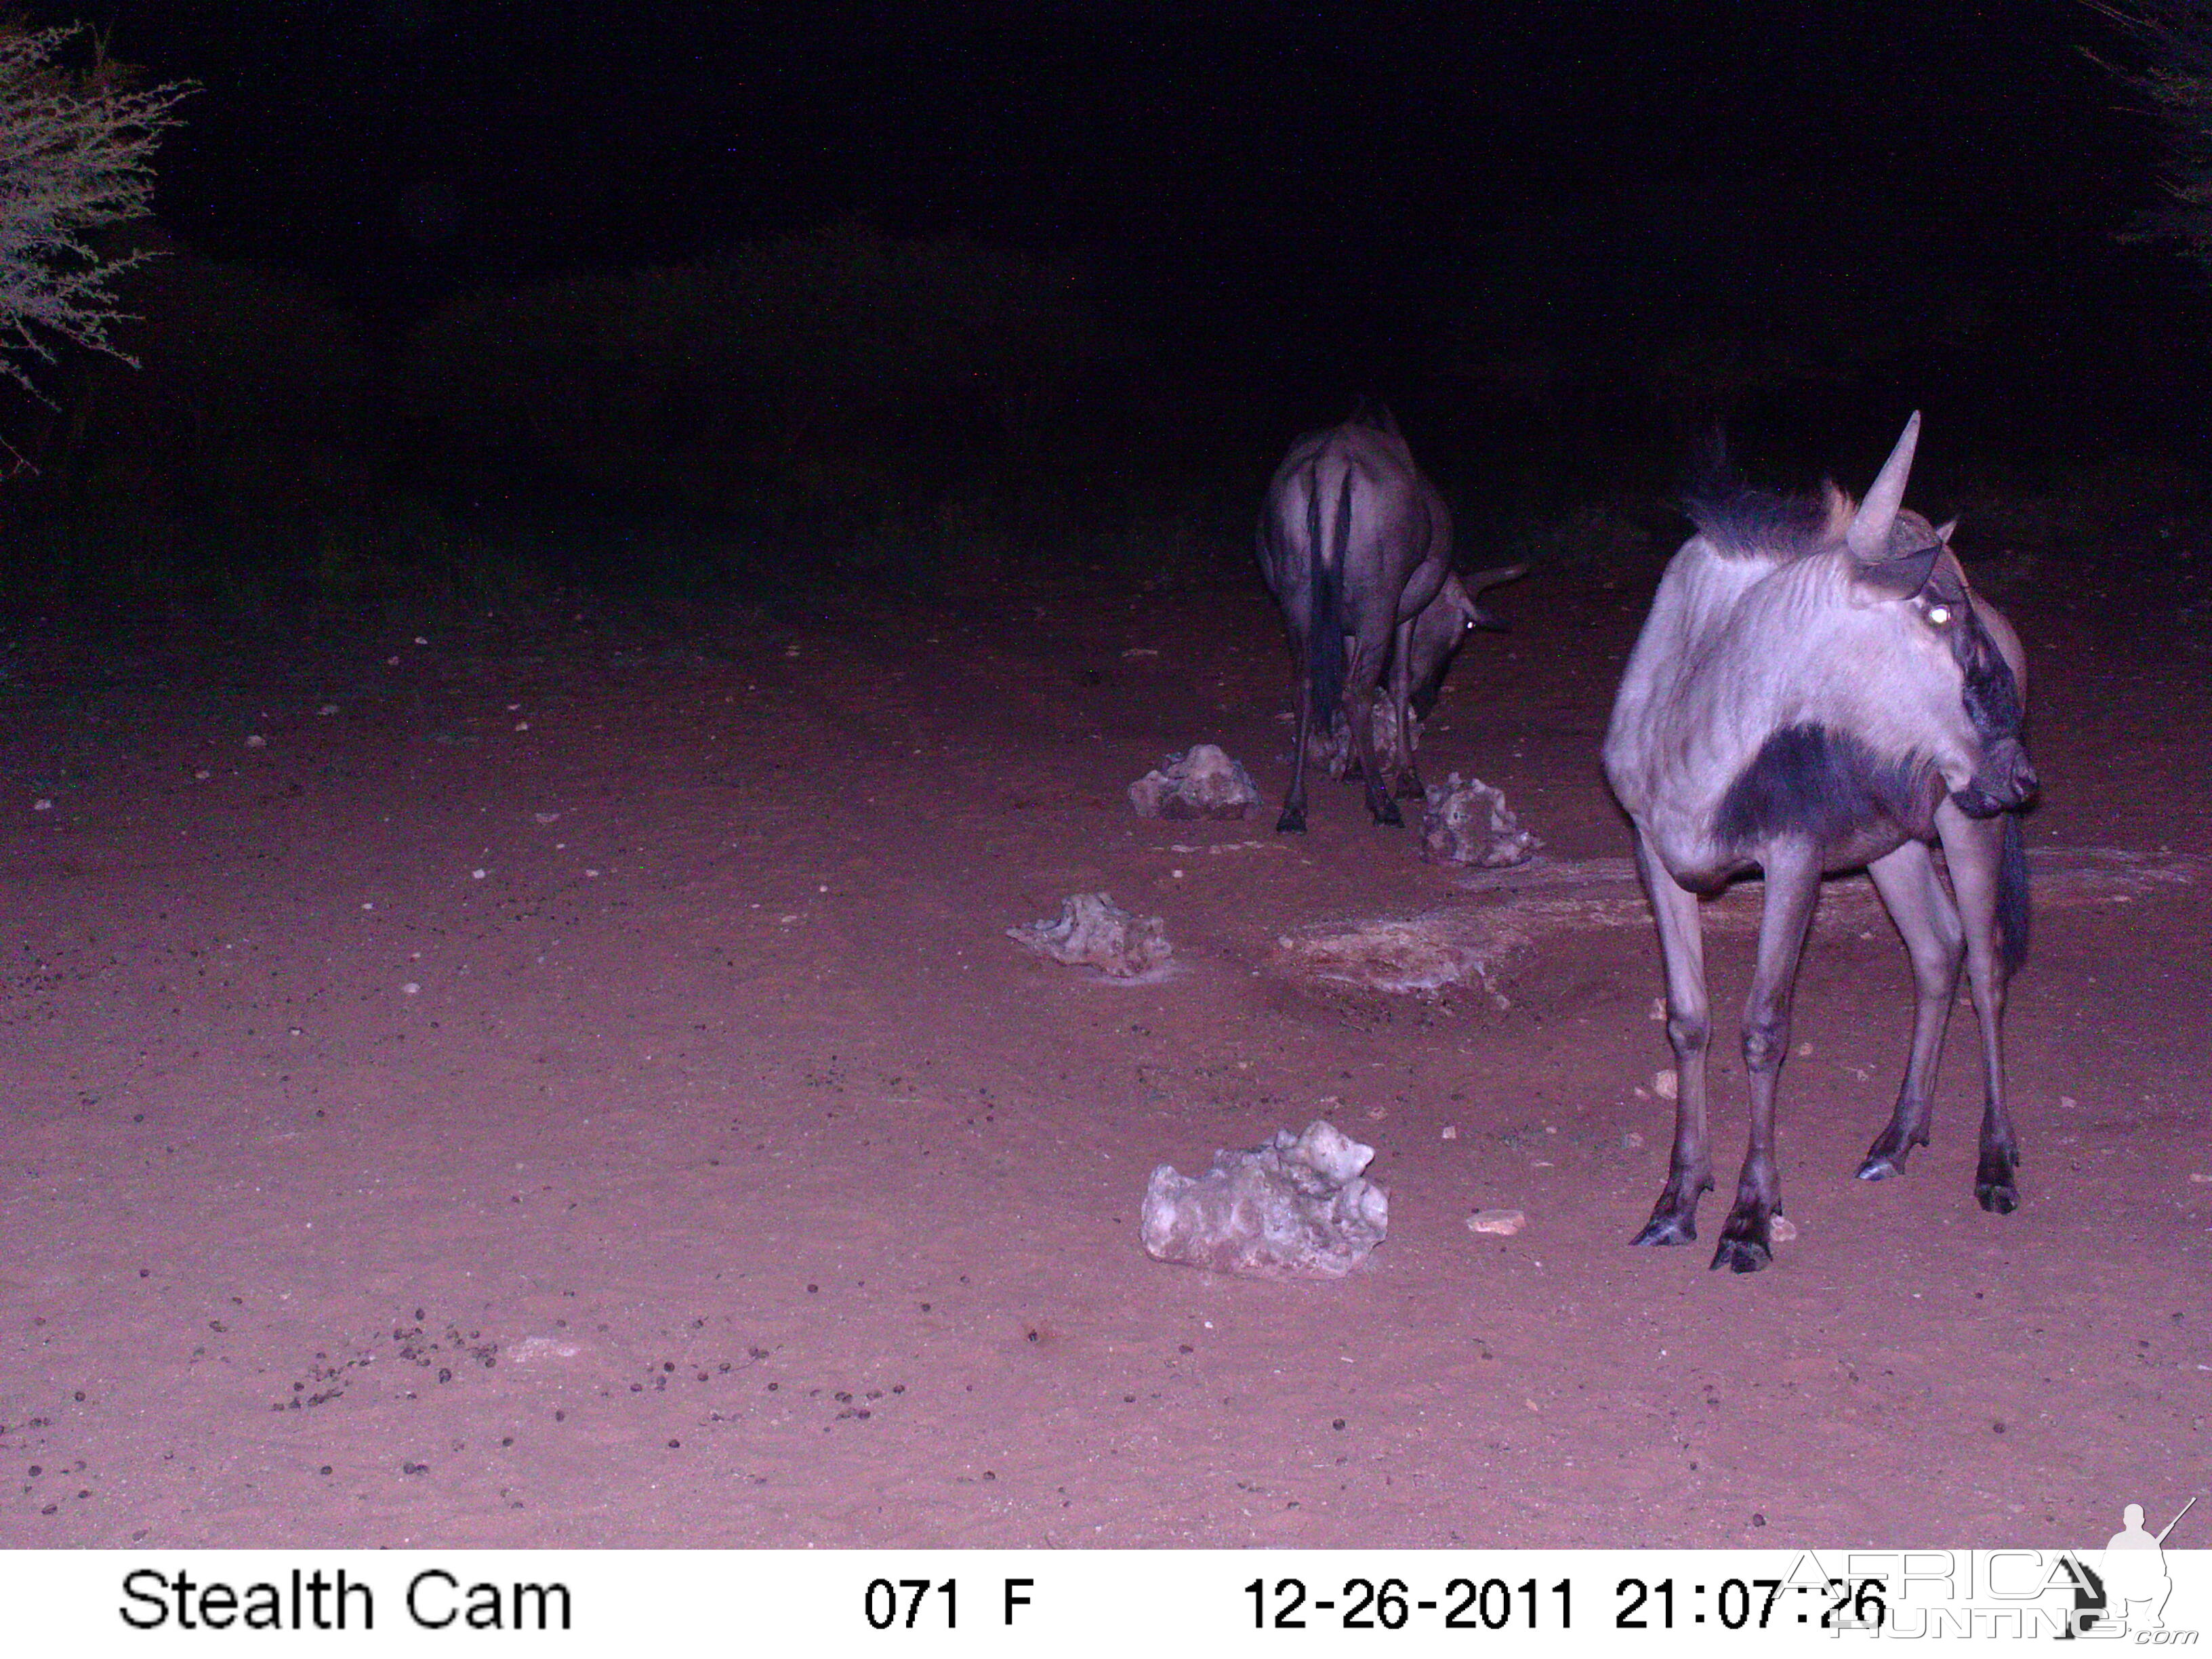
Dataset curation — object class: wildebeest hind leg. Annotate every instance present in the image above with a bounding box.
[1277,634,1313,833]
[1858,841,1964,1181]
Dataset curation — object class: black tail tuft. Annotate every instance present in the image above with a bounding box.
[1997,813,2030,975]
[1305,463,1347,729]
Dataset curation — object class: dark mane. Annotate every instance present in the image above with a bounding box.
[1683,480,1839,561]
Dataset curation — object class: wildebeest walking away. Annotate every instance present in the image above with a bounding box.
[1603,413,2039,1272]
[1257,409,1521,832]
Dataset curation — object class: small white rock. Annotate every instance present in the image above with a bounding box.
[1467,1208,1526,1235]
[506,1336,582,1364]
[316,703,339,716]
[1771,1216,1800,1243]
[32,799,52,812]
[533,811,560,824]
[402,982,420,995]
[1654,1069,1678,1101]
[245,735,266,748]
[471,868,487,880]
[1441,1126,1458,1141]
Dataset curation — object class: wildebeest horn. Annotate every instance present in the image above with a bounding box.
[1847,411,1921,560]
[1458,562,1530,630]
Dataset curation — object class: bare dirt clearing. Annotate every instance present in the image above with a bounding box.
[2,558,2206,1548]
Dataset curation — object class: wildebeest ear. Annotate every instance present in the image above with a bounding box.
[1935,516,1959,544]
[1851,544,1940,602]
[1847,411,1922,560]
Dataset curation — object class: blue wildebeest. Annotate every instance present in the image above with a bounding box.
[1259,409,1522,831]
[1603,413,2037,1272]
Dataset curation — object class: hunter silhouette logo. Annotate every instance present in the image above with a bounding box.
[2095,1497,2196,1635]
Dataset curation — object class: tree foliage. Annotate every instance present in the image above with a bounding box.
[0,23,190,394]
[2094,2,2212,278]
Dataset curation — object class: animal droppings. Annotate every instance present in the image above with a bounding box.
[1420,773,1541,868]
[1126,743,1262,821]
[1466,1207,1525,1235]
[1007,893,1172,979]
[1141,1120,1388,1277]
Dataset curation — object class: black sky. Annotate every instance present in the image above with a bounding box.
[104,8,2151,272]
[50,0,2190,441]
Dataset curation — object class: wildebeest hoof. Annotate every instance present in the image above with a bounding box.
[1372,798,1404,828]
[1631,1212,1698,1248]
[1856,1125,1923,1182]
[1276,807,1307,834]
[1975,1176,2020,1214]
[1710,1227,1772,1273]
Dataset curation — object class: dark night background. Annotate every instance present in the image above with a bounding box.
[5,0,2207,615]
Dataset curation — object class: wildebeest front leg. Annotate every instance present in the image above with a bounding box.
[1386,615,1425,800]
[1942,810,2021,1213]
[1343,634,1402,826]
[1713,842,1822,1273]
[1631,832,1714,1247]
[1858,840,1965,1181]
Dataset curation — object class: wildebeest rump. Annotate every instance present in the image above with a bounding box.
[1602,413,2037,1272]
[1257,409,1521,831]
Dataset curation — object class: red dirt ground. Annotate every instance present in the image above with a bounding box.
[3,551,2206,1549]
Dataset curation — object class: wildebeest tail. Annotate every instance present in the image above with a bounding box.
[1303,459,1350,729]
[1997,812,2030,975]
